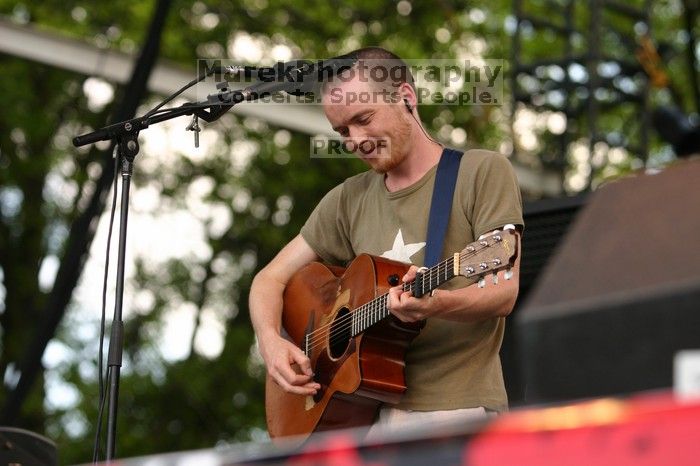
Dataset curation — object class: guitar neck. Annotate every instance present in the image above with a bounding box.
[350,256,457,337]
[349,229,517,337]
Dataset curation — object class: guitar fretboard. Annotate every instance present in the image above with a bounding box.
[349,256,456,336]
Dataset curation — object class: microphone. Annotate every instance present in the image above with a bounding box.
[208,54,357,104]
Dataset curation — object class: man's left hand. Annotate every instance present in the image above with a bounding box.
[387,266,436,323]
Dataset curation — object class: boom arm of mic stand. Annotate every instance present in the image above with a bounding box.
[72,99,240,148]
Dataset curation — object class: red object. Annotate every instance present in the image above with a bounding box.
[467,393,700,466]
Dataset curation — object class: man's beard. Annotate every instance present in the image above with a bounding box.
[365,112,412,174]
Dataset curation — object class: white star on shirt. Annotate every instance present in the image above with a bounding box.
[380,229,426,263]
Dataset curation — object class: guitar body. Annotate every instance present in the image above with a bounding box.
[265,229,519,440]
[265,254,423,439]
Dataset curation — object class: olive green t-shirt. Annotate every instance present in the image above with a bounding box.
[300,149,523,411]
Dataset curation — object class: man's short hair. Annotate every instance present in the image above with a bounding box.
[319,47,415,104]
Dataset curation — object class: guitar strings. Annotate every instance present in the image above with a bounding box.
[304,256,461,353]
[304,262,440,351]
[303,256,453,351]
[303,247,488,352]
[303,237,511,352]
[304,235,514,353]
[303,244,505,353]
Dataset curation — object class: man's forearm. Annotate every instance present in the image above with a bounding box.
[430,275,519,322]
[249,270,286,341]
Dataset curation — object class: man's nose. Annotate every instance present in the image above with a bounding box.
[344,127,366,147]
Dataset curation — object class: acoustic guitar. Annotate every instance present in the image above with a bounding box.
[265,228,519,439]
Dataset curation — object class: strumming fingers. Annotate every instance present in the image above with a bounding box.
[290,350,313,376]
[271,368,318,395]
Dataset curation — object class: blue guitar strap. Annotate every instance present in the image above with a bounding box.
[424,148,464,267]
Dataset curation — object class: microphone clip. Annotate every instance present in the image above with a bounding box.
[186,115,200,148]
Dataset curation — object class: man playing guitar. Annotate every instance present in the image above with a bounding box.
[248,47,523,437]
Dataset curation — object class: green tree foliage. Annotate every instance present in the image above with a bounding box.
[0,0,696,464]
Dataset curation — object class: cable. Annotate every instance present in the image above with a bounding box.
[92,150,120,463]
[143,65,227,119]
[143,75,199,118]
[411,107,444,149]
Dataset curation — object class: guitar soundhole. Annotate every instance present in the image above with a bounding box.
[328,307,351,359]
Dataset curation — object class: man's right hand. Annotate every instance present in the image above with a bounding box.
[260,335,321,396]
[249,235,321,396]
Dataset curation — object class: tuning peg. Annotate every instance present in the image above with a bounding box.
[504,268,513,280]
[492,272,499,285]
[478,277,486,288]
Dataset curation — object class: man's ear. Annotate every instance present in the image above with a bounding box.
[398,81,416,113]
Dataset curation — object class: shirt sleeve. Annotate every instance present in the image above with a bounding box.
[468,152,524,239]
[299,183,355,265]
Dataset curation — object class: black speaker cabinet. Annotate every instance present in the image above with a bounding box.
[516,158,700,403]
[501,194,587,405]
[0,427,57,466]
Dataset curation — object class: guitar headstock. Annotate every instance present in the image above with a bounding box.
[456,228,518,287]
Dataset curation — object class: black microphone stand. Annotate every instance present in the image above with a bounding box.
[104,132,136,460]
[73,56,331,457]
[73,92,242,461]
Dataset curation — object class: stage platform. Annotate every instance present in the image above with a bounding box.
[86,391,700,466]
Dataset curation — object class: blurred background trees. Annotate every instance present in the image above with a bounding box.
[0,0,697,463]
